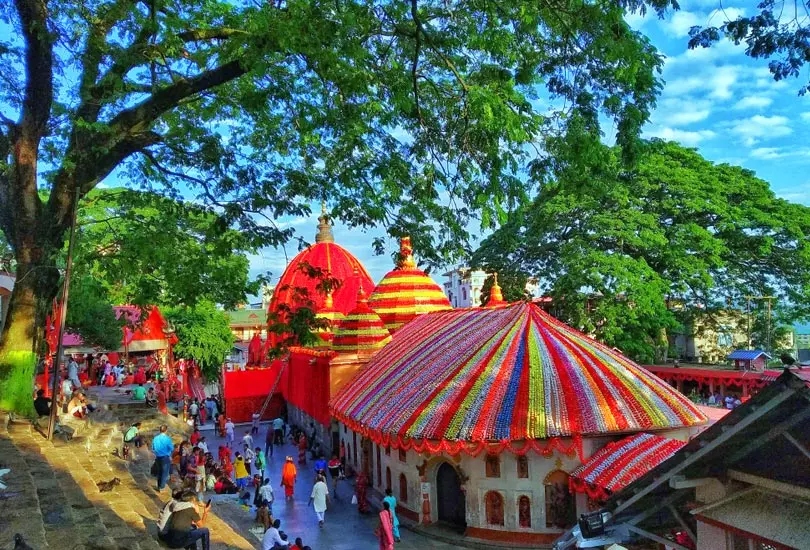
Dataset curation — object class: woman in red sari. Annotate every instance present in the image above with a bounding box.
[281,456,297,500]
[133,366,147,385]
[297,433,307,465]
[376,500,395,550]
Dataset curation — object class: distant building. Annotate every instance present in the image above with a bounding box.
[727,349,771,371]
[224,307,267,342]
[442,267,488,307]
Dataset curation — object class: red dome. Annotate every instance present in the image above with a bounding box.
[268,213,374,319]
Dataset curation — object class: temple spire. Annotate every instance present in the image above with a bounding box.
[315,201,334,243]
[397,236,417,269]
[486,272,506,307]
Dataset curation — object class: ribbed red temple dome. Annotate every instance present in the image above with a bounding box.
[332,288,392,353]
[368,237,451,333]
[268,210,374,319]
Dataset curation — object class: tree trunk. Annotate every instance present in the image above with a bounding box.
[0,238,61,414]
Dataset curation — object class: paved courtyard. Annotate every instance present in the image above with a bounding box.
[199,418,458,550]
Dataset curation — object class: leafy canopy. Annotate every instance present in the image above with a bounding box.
[688,0,810,94]
[474,140,810,362]
[72,188,255,309]
[0,0,674,268]
[163,301,234,381]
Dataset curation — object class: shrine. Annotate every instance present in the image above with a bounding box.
[330,302,707,546]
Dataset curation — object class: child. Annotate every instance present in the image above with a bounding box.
[234,452,249,490]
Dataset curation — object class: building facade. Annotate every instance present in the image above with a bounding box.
[442,267,488,308]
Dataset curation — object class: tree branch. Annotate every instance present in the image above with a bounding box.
[108,60,246,135]
[14,0,53,139]
[178,28,249,41]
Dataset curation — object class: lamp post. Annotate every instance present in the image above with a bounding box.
[47,189,80,441]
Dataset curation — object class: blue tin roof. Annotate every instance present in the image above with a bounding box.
[728,350,771,360]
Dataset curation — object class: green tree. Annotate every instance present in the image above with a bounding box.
[688,1,810,94]
[64,275,123,351]
[473,140,810,363]
[73,188,255,309]
[163,301,234,381]
[0,0,671,412]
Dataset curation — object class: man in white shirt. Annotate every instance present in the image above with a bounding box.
[258,478,274,507]
[309,475,330,528]
[261,519,288,549]
[242,431,254,451]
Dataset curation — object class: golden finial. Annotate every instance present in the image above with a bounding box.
[324,290,334,309]
[315,202,334,244]
[486,272,505,307]
[397,236,417,269]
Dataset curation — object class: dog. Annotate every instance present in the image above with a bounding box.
[96,477,121,492]
[14,533,34,550]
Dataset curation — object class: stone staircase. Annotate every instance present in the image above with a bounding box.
[0,398,256,550]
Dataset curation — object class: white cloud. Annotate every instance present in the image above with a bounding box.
[730,115,792,146]
[801,113,810,122]
[709,66,739,99]
[733,96,773,110]
[662,11,703,37]
[645,126,717,146]
[750,147,786,160]
[654,97,712,126]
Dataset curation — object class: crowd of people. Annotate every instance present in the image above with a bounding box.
[686,389,745,410]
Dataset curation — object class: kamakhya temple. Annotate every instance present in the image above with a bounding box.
[222,212,708,546]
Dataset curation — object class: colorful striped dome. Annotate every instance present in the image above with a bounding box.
[314,292,346,347]
[368,237,451,333]
[331,302,706,448]
[332,288,392,353]
[268,211,374,319]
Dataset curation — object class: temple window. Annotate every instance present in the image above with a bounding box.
[485,454,501,478]
[399,473,408,503]
[386,467,392,492]
[485,491,505,526]
[399,448,407,462]
[544,470,575,529]
[518,495,532,528]
[385,445,391,456]
[343,424,347,434]
[517,455,529,478]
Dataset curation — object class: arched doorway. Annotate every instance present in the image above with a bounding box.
[436,462,466,530]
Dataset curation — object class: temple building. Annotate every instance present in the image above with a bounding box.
[556,369,810,550]
[330,302,707,546]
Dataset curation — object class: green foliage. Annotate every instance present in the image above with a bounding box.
[163,301,234,381]
[73,189,254,309]
[474,140,810,363]
[65,275,124,350]
[0,350,36,416]
[688,1,810,94]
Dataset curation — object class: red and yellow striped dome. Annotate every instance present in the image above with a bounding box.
[332,288,392,353]
[314,292,346,347]
[368,237,452,333]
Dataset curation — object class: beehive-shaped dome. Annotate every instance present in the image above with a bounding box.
[331,302,706,448]
[313,291,346,347]
[268,208,374,320]
[368,237,451,333]
[332,287,392,353]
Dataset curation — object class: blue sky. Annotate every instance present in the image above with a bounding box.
[253,1,810,287]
